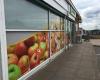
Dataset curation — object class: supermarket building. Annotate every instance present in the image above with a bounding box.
[0,0,81,80]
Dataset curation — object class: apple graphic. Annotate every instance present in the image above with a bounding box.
[37,32,45,42]
[30,53,40,69]
[39,42,46,51]
[7,45,16,54]
[8,54,18,65]
[51,38,56,53]
[8,64,21,80]
[33,33,38,42]
[18,55,30,74]
[46,40,49,50]
[42,32,48,42]
[44,50,49,59]
[14,42,27,57]
[35,48,43,59]
[24,36,35,47]
[28,43,38,57]
[44,32,48,40]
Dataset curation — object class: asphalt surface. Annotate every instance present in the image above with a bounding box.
[27,42,98,80]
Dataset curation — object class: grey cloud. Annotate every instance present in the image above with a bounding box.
[72,0,100,30]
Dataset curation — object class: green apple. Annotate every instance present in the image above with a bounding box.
[8,64,21,80]
[39,42,46,51]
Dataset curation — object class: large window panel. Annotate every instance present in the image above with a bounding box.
[50,31,61,55]
[6,31,50,80]
[49,13,61,30]
[4,0,48,30]
[60,17,64,30]
[0,42,2,80]
[65,20,69,45]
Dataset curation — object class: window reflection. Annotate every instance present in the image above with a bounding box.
[4,0,48,30]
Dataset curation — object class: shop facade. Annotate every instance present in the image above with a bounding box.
[0,0,81,80]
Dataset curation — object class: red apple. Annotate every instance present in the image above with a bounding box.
[42,32,48,42]
[28,43,38,57]
[37,32,45,42]
[14,42,27,57]
[8,54,18,65]
[18,55,29,74]
[35,48,43,59]
[30,53,40,69]
[24,36,35,47]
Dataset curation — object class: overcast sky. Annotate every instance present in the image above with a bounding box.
[72,0,100,30]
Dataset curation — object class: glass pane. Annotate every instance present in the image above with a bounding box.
[4,0,48,30]
[6,31,50,80]
[67,20,71,43]
[0,42,2,80]
[60,18,64,30]
[65,20,68,33]
[49,13,61,30]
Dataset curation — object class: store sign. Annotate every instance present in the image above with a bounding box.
[71,8,76,17]
[68,12,75,21]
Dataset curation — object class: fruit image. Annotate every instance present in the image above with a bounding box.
[39,42,46,51]
[28,43,39,57]
[46,40,49,50]
[37,32,45,42]
[8,54,18,65]
[18,55,30,74]
[35,48,43,59]
[7,45,16,54]
[14,42,27,57]
[44,51,49,59]
[51,38,56,53]
[33,33,38,42]
[8,64,21,80]
[24,36,35,47]
[30,53,40,69]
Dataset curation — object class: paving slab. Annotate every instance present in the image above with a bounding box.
[27,42,97,80]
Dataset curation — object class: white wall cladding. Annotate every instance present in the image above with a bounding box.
[55,0,68,10]
[68,12,75,21]
[43,0,67,15]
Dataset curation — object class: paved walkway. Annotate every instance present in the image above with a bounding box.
[28,42,98,80]
[90,39,100,46]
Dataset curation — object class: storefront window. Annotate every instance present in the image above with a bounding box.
[65,20,69,45]
[4,0,48,30]
[0,42,2,80]
[68,20,71,33]
[65,20,68,32]
[6,31,50,80]
[67,20,71,42]
[49,13,61,30]
[60,18,64,30]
